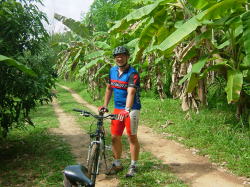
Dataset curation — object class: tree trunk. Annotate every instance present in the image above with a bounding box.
[171,43,201,112]
[198,79,207,106]
[156,66,166,100]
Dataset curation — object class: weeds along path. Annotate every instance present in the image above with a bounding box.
[58,84,250,187]
[51,98,119,187]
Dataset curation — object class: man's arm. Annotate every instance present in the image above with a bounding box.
[125,87,136,110]
[103,84,113,107]
[126,72,139,110]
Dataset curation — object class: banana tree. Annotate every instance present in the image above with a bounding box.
[109,0,250,117]
[169,1,250,118]
[54,14,115,99]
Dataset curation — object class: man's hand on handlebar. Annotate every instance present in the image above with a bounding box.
[98,106,109,113]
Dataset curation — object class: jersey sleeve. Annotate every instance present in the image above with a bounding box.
[128,72,140,88]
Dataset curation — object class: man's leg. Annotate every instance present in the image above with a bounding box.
[125,110,140,177]
[127,134,140,161]
[106,111,125,175]
[125,134,140,177]
[111,135,122,159]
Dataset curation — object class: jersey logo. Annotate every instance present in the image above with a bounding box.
[110,79,128,90]
[133,74,139,85]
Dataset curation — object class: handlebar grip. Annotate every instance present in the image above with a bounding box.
[72,108,84,112]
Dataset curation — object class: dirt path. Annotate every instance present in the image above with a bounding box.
[138,127,249,187]
[55,84,250,187]
[51,98,119,187]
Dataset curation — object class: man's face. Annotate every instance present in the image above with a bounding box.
[114,54,128,67]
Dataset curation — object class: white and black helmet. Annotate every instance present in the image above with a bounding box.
[113,46,130,57]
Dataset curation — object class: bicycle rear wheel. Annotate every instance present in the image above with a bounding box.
[87,143,100,185]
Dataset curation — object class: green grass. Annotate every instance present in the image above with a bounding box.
[59,79,250,178]
[0,104,75,187]
[140,97,250,177]
[57,79,113,108]
[118,152,187,187]
[55,82,187,187]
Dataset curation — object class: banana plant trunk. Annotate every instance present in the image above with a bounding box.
[171,44,201,112]
[198,79,207,106]
[156,65,166,100]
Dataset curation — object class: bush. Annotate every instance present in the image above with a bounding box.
[0,0,56,136]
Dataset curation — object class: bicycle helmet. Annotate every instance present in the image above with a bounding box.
[113,46,130,57]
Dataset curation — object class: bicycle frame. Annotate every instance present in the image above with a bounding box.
[63,109,116,187]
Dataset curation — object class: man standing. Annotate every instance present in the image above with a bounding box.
[98,46,141,177]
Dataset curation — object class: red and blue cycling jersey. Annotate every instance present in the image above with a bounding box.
[109,65,141,110]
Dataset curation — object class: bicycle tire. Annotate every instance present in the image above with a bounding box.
[87,143,100,185]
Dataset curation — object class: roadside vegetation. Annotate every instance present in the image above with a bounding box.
[0,104,74,186]
[1,0,250,186]
[0,0,56,137]
[58,80,250,178]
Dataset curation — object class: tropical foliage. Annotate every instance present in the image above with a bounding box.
[53,0,250,125]
[0,0,56,136]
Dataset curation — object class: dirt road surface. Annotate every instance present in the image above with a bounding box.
[51,98,119,187]
[51,84,250,187]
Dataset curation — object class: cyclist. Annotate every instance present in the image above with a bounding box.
[99,46,141,177]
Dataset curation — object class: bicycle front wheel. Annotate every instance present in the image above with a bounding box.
[87,143,100,185]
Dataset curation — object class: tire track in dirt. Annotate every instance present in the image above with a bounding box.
[50,97,119,187]
[58,84,250,187]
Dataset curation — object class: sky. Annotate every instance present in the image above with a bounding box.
[38,0,94,33]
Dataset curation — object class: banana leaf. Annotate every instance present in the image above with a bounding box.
[0,55,36,77]
[155,12,203,52]
[131,7,167,63]
[186,74,199,93]
[94,64,108,78]
[95,41,111,50]
[188,0,209,10]
[72,48,82,63]
[156,0,244,53]
[79,58,104,75]
[126,38,140,48]
[54,13,90,38]
[109,0,173,33]
[178,57,207,87]
[241,11,250,67]
[199,0,244,21]
[139,8,166,48]
[225,70,243,103]
[84,51,105,60]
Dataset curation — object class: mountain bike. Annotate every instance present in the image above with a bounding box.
[63,109,116,187]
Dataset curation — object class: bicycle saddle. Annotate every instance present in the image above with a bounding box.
[64,164,94,187]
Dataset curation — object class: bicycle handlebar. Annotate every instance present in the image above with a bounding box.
[72,108,117,120]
